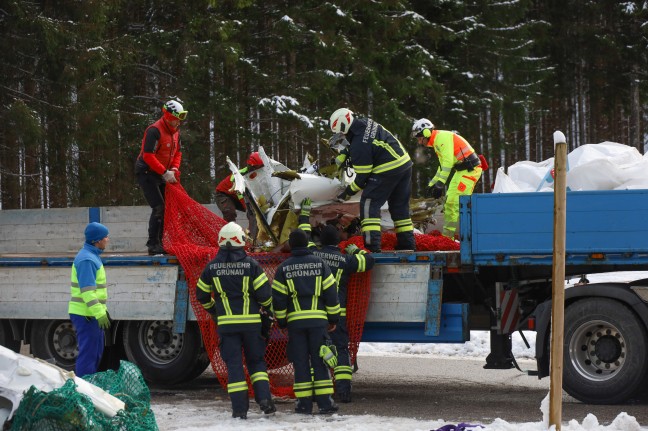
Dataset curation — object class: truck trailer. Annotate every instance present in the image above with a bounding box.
[1,190,648,404]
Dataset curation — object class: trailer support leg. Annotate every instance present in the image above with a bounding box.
[483,331,514,369]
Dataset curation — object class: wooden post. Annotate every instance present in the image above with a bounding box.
[549,131,567,431]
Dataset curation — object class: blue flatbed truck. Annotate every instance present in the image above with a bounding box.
[1,190,648,404]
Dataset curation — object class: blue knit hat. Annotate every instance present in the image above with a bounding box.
[85,222,109,244]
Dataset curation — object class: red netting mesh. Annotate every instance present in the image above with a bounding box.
[161,184,371,398]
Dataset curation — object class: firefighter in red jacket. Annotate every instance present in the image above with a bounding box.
[412,118,483,239]
[215,152,264,240]
[297,198,375,403]
[196,222,276,419]
[272,229,341,415]
[135,100,187,255]
[329,108,415,252]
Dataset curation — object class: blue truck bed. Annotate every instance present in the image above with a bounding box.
[461,189,648,266]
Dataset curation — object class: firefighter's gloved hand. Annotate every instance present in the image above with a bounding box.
[97,313,111,330]
[334,153,347,168]
[337,191,350,202]
[345,244,359,255]
[428,181,445,199]
[319,344,338,368]
[300,197,312,216]
[162,170,177,183]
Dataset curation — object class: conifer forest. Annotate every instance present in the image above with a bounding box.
[1,0,647,209]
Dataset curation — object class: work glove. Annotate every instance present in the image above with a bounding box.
[319,343,338,368]
[345,244,360,255]
[162,170,177,184]
[97,313,111,330]
[300,197,312,216]
[427,181,445,199]
[337,190,350,202]
[170,167,181,180]
[334,153,348,168]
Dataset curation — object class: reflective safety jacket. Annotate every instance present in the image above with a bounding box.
[68,243,108,319]
[196,247,272,333]
[215,166,250,209]
[298,214,375,316]
[426,130,477,186]
[272,247,340,329]
[135,118,182,175]
[344,118,412,196]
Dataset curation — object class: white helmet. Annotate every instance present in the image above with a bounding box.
[163,100,188,120]
[218,222,246,247]
[412,118,434,138]
[329,108,354,134]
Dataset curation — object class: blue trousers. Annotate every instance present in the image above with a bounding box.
[219,329,271,414]
[70,314,104,377]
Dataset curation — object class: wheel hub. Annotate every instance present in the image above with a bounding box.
[53,322,78,360]
[143,320,183,362]
[570,320,625,381]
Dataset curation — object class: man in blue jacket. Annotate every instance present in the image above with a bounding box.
[68,222,111,377]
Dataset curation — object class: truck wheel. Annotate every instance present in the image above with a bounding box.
[123,320,205,385]
[30,320,78,370]
[0,321,20,352]
[563,298,648,404]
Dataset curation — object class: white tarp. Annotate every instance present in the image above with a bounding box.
[0,345,125,426]
[493,142,648,193]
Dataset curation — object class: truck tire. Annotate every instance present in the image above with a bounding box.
[122,320,206,385]
[0,321,20,352]
[30,320,78,370]
[563,298,648,404]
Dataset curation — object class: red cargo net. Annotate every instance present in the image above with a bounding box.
[162,184,371,398]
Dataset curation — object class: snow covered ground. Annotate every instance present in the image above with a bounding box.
[151,272,648,431]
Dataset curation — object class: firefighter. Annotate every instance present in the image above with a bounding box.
[412,118,483,239]
[329,108,415,252]
[272,229,341,414]
[135,100,187,255]
[215,152,264,241]
[297,197,375,403]
[196,222,276,419]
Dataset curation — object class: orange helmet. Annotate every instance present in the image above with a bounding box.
[247,152,264,168]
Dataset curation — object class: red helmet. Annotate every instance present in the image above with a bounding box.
[247,152,263,168]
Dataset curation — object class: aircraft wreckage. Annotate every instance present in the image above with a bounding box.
[226,144,442,248]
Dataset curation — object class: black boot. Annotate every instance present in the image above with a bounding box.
[295,398,313,414]
[232,411,247,419]
[338,390,352,403]
[318,402,339,414]
[259,399,276,415]
[147,244,166,255]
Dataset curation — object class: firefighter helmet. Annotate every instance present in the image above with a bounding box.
[218,222,246,247]
[412,118,434,138]
[329,108,354,134]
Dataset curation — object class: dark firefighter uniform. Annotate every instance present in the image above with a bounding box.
[196,246,274,418]
[338,118,415,252]
[298,214,375,401]
[272,229,341,414]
